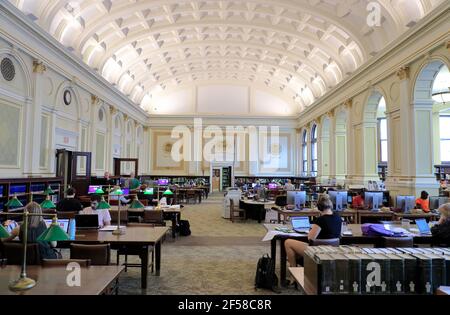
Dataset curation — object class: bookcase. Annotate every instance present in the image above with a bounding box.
[138,175,210,186]
[0,177,63,212]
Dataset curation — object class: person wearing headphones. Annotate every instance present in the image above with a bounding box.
[284,194,342,281]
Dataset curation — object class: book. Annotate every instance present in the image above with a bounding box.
[316,253,335,294]
[367,254,391,294]
[395,253,418,294]
[344,254,362,294]
[329,253,350,294]
[383,254,405,294]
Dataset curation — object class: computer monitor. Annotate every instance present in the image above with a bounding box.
[365,192,383,210]
[396,195,415,213]
[328,191,348,211]
[87,185,100,194]
[144,187,154,195]
[158,179,169,185]
[429,196,448,210]
[122,188,130,196]
[287,191,306,207]
[251,183,257,188]
[268,183,278,189]
[44,219,69,233]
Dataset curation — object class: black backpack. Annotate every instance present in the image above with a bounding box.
[178,220,191,236]
[255,254,280,293]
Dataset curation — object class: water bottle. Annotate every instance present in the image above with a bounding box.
[69,218,76,240]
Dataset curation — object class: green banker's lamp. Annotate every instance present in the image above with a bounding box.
[43,186,55,195]
[129,195,145,209]
[3,205,69,291]
[163,188,174,196]
[0,224,10,238]
[110,188,125,235]
[95,186,105,194]
[97,196,111,210]
[6,195,24,210]
[40,195,56,209]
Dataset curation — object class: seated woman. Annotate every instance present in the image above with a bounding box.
[2,202,58,260]
[80,194,111,228]
[351,190,366,209]
[431,203,450,246]
[284,194,342,273]
[415,190,430,213]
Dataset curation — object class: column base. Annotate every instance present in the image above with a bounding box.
[385,175,439,197]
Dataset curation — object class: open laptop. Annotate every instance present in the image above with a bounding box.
[75,214,99,230]
[415,218,432,235]
[44,219,69,233]
[291,217,311,233]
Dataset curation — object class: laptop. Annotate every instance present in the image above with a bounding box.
[415,218,432,235]
[44,219,70,233]
[291,217,311,233]
[75,214,99,230]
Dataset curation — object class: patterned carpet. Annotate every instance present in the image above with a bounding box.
[115,193,299,295]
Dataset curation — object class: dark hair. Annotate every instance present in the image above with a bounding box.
[359,190,365,197]
[317,194,333,211]
[90,194,101,202]
[420,191,429,199]
[66,187,76,196]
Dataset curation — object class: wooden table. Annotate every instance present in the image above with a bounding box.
[145,206,182,239]
[394,212,439,222]
[264,223,433,287]
[241,199,275,223]
[357,210,394,224]
[0,265,124,295]
[175,188,203,203]
[273,208,357,224]
[59,226,169,289]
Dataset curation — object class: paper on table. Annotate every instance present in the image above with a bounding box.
[262,230,303,242]
[99,225,126,231]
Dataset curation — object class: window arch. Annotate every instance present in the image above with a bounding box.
[377,97,388,163]
[311,124,318,176]
[302,130,308,176]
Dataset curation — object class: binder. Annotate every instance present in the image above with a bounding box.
[367,254,391,294]
[383,254,405,294]
[423,253,446,292]
[315,253,335,294]
[329,253,350,294]
[412,253,434,294]
[444,255,450,286]
[354,253,376,294]
[344,254,362,294]
[396,253,419,294]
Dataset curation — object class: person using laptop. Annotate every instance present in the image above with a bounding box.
[80,194,111,228]
[2,202,59,259]
[431,203,450,246]
[56,187,83,212]
[284,194,342,283]
[415,190,430,213]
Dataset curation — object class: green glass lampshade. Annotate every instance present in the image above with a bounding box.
[0,224,10,238]
[95,187,105,194]
[163,188,173,195]
[129,198,144,209]
[40,199,56,209]
[37,220,70,242]
[43,186,55,195]
[97,197,111,209]
[6,196,23,208]
[144,188,154,195]
[111,188,123,195]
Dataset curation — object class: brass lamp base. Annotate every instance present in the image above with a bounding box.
[9,276,36,291]
[112,227,126,235]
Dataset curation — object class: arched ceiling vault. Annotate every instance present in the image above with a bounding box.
[10,0,445,116]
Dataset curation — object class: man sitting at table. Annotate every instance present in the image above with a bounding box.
[351,190,366,209]
[56,187,83,212]
[415,190,430,213]
[80,194,111,228]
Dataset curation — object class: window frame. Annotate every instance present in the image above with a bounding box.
[302,130,308,176]
[377,117,388,164]
[440,114,450,164]
[310,124,318,176]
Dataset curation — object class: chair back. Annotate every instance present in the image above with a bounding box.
[3,242,41,265]
[70,243,111,265]
[381,236,413,248]
[140,199,149,206]
[110,210,128,224]
[275,195,287,207]
[310,238,340,246]
[42,258,91,267]
[109,199,119,206]
[56,211,78,219]
[143,210,164,224]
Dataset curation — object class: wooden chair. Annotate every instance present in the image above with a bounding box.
[143,210,166,226]
[309,238,340,246]
[186,190,197,204]
[381,236,413,248]
[56,211,78,219]
[230,199,246,223]
[42,258,91,267]
[70,243,111,265]
[3,242,41,265]
[140,199,148,206]
[110,210,128,225]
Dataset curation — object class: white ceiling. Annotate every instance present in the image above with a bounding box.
[10,0,445,116]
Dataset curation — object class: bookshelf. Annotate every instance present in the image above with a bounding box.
[0,177,63,213]
[138,175,210,186]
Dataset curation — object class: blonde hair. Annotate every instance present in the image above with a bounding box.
[317,194,333,211]
[25,201,43,228]
[438,203,450,219]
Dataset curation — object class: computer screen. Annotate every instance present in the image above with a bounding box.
[268,183,278,189]
[251,183,257,188]
[287,191,306,206]
[328,191,348,211]
[365,192,383,210]
[122,188,130,195]
[158,179,169,185]
[415,218,431,234]
[429,196,448,210]
[88,185,100,194]
[144,188,154,195]
[396,195,415,212]
[44,219,70,233]
[292,217,311,229]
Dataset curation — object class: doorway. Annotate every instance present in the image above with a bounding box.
[212,168,221,192]
[210,164,234,192]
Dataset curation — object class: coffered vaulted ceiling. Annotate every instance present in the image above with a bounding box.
[10,0,445,116]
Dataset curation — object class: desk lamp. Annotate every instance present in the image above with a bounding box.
[129,195,144,209]
[5,209,69,291]
[6,195,23,211]
[110,189,125,235]
[43,186,55,195]
[95,186,105,194]
[97,196,111,210]
[0,224,10,238]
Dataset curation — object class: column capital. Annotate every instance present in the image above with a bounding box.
[91,94,99,105]
[396,66,410,80]
[109,106,117,115]
[32,60,46,74]
[143,126,150,132]
[344,99,352,109]
[446,40,450,52]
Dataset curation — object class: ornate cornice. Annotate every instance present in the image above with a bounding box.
[32,60,46,73]
[396,66,410,80]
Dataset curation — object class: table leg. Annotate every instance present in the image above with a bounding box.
[280,238,287,287]
[271,238,277,264]
[172,214,177,239]
[155,240,161,276]
[277,212,281,224]
[140,245,149,289]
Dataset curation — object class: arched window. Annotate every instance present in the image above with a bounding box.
[377,97,388,163]
[311,124,318,176]
[440,115,450,163]
[302,130,308,175]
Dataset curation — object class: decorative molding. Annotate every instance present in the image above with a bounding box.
[32,60,46,73]
[396,66,410,80]
[109,106,117,115]
[344,99,353,109]
[447,40,450,52]
[91,94,99,105]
